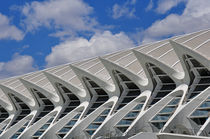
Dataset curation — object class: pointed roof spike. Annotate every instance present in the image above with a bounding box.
[69,64,116,97]
[99,57,148,91]
[133,49,184,88]
[43,71,90,102]
[0,84,35,110]
[19,78,61,106]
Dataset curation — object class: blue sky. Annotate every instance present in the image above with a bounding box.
[0,0,209,79]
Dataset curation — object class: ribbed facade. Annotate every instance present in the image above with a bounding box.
[0,29,210,139]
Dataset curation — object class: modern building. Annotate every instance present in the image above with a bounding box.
[0,29,210,139]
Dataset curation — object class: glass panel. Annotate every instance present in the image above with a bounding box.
[125,112,139,118]
[112,70,141,112]
[8,94,31,126]
[115,100,145,133]
[159,107,175,113]
[117,119,133,125]
[183,55,210,101]
[57,111,82,138]
[145,63,176,107]
[151,97,181,130]
[133,104,143,110]
[152,115,170,121]
[56,84,80,120]
[33,115,55,137]
[168,98,180,105]
[191,109,209,117]
[85,107,112,136]
[200,101,210,108]
[83,77,109,116]
[87,124,100,129]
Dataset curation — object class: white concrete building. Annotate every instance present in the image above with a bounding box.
[0,29,210,139]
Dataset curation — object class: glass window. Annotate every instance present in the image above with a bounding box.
[17,127,25,132]
[34,131,43,136]
[59,127,71,133]
[168,98,180,105]
[159,107,175,113]
[152,115,170,121]
[86,130,95,135]
[101,109,110,115]
[117,119,133,125]
[200,101,210,108]
[87,124,100,129]
[133,104,143,110]
[191,109,209,116]
[67,120,77,126]
[40,124,50,130]
[94,116,106,122]
[11,134,19,139]
[125,111,138,118]
[73,114,80,119]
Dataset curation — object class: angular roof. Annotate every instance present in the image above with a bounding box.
[0,29,210,105]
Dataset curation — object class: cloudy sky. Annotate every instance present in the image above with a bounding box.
[0,0,210,78]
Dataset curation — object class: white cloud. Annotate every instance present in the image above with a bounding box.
[21,0,98,38]
[112,0,136,19]
[142,0,210,43]
[0,53,37,79]
[0,13,24,41]
[156,0,186,14]
[145,0,154,11]
[45,31,134,67]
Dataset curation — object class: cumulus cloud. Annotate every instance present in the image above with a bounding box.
[0,13,24,41]
[142,0,210,43]
[156,0,186,14]
[112,0,136,19]
[0,53,37,79]
[45,31,134,67]
[21,0,98,38]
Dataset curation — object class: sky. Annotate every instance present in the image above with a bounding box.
[0,0,210,79]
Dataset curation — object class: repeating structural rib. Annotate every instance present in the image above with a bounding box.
[0,84,34,139]
[0,97,12,118]
[19,78,61,139]
[43,71,90,102]
[162,40,210,136]
[163,87,210,136]
[127,84,188,137]
[0,84,35,108]
[99,57,147,111]
[133,50,182,107]
[70,64,115,95]
[0,88,13,137]
[65,64,117,139]
[195,92,210,136]
[96,90,151,138]
[95,57,150,137]
[42,71,90,139]
[19,78,62,106]
[170,40,210,102]
[114,50,188,137]
[99,57,148,90]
